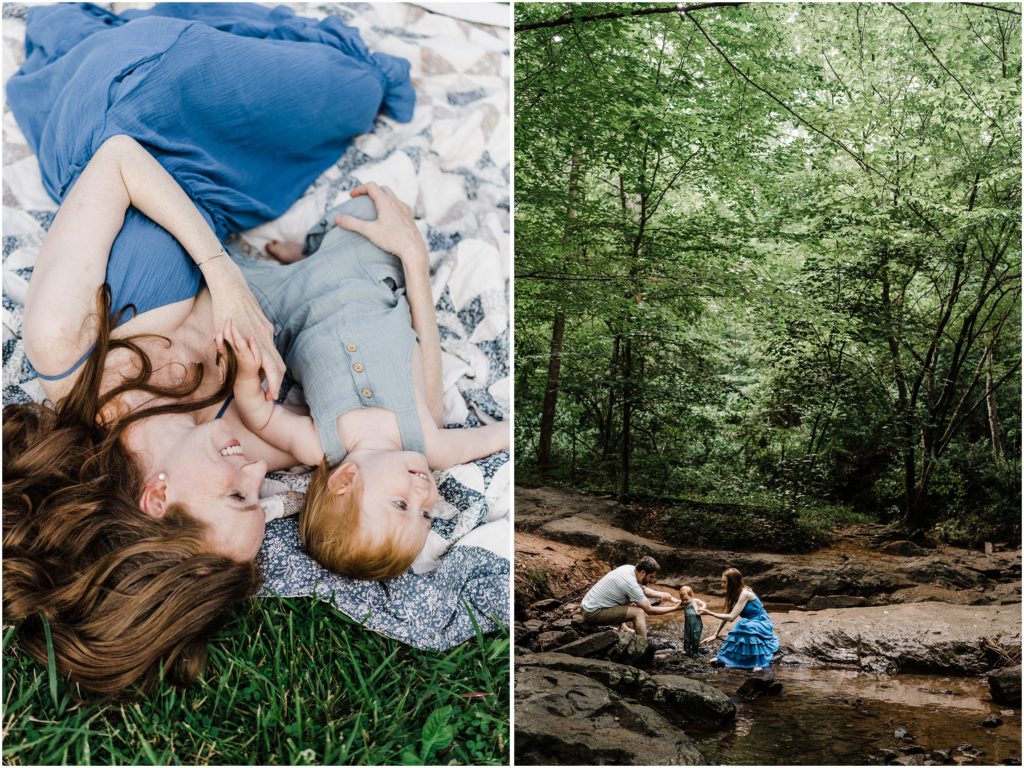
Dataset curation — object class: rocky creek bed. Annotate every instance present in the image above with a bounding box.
[514,486,1022,765]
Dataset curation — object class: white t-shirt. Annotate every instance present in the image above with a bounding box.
[581,564,646,611]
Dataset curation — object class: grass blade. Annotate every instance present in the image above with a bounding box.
[39,613,59,709]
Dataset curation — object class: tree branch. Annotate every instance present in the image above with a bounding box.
[687,11,886,179]
[516,2,748,33]
[961,2,1022,16]
[889,4,1009,146]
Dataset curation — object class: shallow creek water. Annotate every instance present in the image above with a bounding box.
[652,616,1022,765]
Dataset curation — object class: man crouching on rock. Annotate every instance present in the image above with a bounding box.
[580,556,682,638]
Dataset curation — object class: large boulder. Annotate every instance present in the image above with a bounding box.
[805,595,869,611]
[518,652,736,726]
[606,631,655,666]
[553,630,621,658]
[537,630,579,650]
[879,540,930,557]
[899,558,986,589]
[515,666,705,765]
[889,585,989,605]
[988,665,1021,705]
[517,652,651,691]
[552,629,652,666]
[649,674,737,723]
[991,582,1022,604]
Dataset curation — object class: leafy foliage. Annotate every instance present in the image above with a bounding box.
[516,2,1021,543]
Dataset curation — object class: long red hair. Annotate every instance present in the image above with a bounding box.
[722,568,746,611]
[3,286,260,696]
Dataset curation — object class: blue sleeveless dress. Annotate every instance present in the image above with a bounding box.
[7,2,414,335]
[716,595,779,669]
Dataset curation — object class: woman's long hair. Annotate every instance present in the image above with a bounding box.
[3,286,260,696]
[722,568,746,612]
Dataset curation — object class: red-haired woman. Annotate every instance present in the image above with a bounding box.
[3,3,412,695]
[698,568,779,671]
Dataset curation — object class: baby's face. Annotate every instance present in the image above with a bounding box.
[356,449,437,547]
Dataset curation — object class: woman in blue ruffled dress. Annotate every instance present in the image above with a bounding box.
[699,568,780,671]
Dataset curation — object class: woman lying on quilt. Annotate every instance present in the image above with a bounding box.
[2,4,505,696]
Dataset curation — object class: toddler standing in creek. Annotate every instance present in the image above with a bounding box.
[680,585,707,657]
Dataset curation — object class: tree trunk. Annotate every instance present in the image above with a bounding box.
[904,454,937,534]
[900,440,923,528]
[881,270,927,533]
[536,152,582,475]
[571,419,578,485]
[620,334,633,498]
[985,347,1006,466]
[537,311,565,474]
[601,334,620,462]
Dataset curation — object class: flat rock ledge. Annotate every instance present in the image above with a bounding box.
[537,511,1020,607]
[776,602,1021,674]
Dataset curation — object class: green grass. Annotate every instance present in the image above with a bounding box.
[2,597,509,765]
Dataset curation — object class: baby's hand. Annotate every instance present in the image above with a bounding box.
[216,318,263,383]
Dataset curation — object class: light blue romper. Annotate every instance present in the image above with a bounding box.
[232,196,426,464]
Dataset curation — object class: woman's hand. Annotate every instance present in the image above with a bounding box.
[203,257,283,400]
[335,182,427,266]
[701,636,718,645]
[216,318,263,384]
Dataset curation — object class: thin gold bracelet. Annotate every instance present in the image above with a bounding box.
[196,248,227,268]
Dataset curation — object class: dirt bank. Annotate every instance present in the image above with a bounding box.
[515,486,1021,610]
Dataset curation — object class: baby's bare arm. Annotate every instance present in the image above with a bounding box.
[424,421,509,471]
[220,320,324,467]
[251,406,323,467]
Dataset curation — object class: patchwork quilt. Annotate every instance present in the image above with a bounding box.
[1,2,510,650]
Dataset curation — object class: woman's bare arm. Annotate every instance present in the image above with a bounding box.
[401,251,444,427]
[700,590,753,622]
[24,135,283,396]
[25,136,140,376]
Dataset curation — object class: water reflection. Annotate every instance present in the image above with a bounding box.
[685,668,1021,765]
[649,617,1021,765]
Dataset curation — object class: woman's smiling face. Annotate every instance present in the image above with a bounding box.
[128,414,268,561]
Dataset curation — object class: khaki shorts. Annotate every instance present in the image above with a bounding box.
[581,605,631,625]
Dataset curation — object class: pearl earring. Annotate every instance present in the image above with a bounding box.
[158,473,167,482]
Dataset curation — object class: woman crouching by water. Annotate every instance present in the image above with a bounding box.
[699,568,780,671]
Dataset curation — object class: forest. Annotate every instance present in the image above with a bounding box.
[514,2,1021,548]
